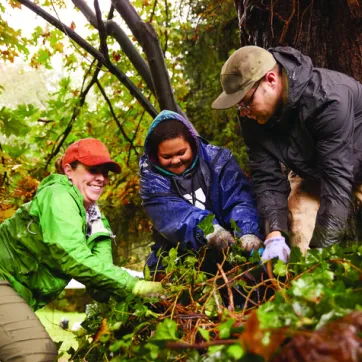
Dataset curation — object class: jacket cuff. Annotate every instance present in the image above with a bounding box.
[263,211,288,237]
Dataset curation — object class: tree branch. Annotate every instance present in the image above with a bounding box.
[94,0,109,59]
[71,0,156,94]
[44,61,100,169]
[17,0,157,118]
[127,111,145,163]
[217,263,234,311]
[111,0,179,112]
[95,80,139,156]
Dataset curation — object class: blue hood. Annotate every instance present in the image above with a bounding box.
[144,110,200,177]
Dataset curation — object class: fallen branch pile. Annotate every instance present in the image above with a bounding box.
[64,243,362,362]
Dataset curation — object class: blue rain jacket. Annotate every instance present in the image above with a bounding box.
[139,110,262,266]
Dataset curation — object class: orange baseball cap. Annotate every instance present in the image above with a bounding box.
[62,138,121,173]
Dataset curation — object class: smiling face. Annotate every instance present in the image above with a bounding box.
[157,137,193,175]
[64,163,109,209]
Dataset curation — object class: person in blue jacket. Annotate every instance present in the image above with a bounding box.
[139,110,263,274]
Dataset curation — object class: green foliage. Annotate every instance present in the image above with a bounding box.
[198,214,215,235]
[0,0,249,259]
[180,0,249,169]
[60,244,361,361]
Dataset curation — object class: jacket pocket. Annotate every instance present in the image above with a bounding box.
[29,266,69,303]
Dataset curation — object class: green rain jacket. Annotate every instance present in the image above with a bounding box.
[0,174,137,310]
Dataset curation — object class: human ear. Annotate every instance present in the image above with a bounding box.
[63,164,73,179]
[265,71,278,88]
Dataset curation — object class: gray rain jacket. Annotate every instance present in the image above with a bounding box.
[240,46,362,248]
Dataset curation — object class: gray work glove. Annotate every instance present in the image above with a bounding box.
[261,236,291,263]
[239,234,263,252]
[205,224,235,250]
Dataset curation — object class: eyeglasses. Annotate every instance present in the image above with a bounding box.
[237,80,261,116]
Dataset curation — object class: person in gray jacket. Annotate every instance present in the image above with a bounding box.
[212,46,362,258]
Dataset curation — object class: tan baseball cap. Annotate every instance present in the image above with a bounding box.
[212,46,277,109]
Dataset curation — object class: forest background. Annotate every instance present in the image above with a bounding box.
[2,2,362,360]
[0,0,243,270]
[2,0,362,271]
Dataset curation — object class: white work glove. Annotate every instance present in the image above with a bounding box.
[239,234,263,252]
[261,236,290,263]
[205,224,235,251]
[132,280,165,298]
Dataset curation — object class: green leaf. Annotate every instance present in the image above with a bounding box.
[273,259,287,276]
[226,343,244,359]
[207,345,224,355]
[152,319,178,341]
[230,218,241,233]
[289,246,302,263]
[144,264,151,281]
[114,301,129,325]
[218,318,235,339]
[198,327,210,341]
[197,214,215,236]
[145,342,160,360]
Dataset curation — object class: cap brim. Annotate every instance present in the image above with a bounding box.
[103,162,122,174]
[212,81,254,110]
[80,156,121,174]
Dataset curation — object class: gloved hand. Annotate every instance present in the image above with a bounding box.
[205,224,235,250]
[261,236,290,263]
[239,234,263,252]
[132,280,165,298]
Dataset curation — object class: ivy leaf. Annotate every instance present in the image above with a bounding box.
[226,343,244,359]
[289,246,302,263]
[230,218,241,234]
[151,319,178,342]
[218,318,235,339]
[198,327,210,341]
[273,259,287,276]
[197,214,215,236]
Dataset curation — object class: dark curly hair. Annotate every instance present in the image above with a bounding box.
[147,120,197,162]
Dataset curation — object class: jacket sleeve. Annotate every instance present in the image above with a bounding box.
[140,171,215,252]
[241,119,290,236]
[309,94,354,247]
[32,184,137,297]
[92,238,113,264]
[218,154,263,239]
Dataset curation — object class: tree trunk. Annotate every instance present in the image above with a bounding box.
[234,0,362,78]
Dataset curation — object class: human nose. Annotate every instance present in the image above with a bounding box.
[171,156,181,165]
[94,172,109,184]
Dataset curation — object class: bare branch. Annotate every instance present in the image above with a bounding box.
[37,118,54,124]
[18,0,157,118]
[128,111,145,163]
[44,62,102,170]
[163,0,169,55]
[111,0,179,112]
[94,0,109,59]
[71,0,156,94]
[217,263,235,311]
[148,0,158,23]
[95,80,139,156]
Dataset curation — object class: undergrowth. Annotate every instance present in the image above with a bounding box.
[59,229,362,361]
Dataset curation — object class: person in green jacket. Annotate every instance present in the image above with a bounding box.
[0,138,164,362]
